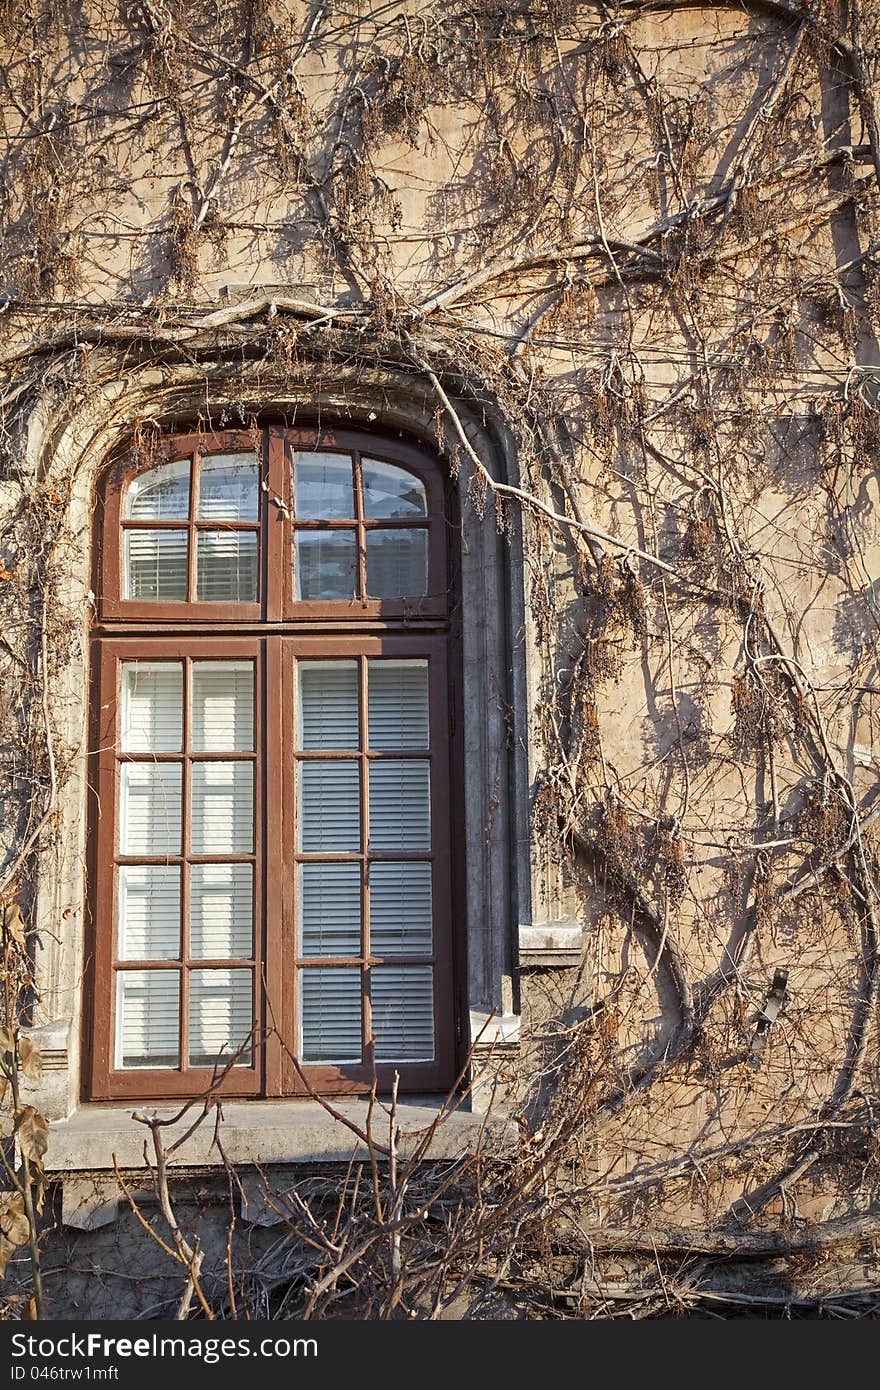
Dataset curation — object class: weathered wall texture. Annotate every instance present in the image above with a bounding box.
[3,0,880,1316]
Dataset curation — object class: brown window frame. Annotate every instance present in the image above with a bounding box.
[87,426,458,1101]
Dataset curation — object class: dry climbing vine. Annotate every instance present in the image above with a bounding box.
[2,0,880,1316]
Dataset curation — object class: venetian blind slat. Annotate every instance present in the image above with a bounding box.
[300,862,361,957]
[125,529,188,602]
[371,966,434,1062]
[298,661,359,749]
[121,663,183,753]
[119,763,182,855]
[299,762,360,852]
[367,660,429,750]
[117,970,180,1069]
[190,762,254,855]
[196,531,258,602]
[300,969,362,1062]
[190,863,253,958]
[118,865,181,960]
[370,862,432,956]
[124,459,190,520]
[368,761,430,851]
[192,662,254,752]
[188,969,253,1067]
[197,454,259,521]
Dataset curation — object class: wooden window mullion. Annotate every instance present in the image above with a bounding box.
[180,655,192,1072]
[359,652,371,1061]
[187,450,198,603]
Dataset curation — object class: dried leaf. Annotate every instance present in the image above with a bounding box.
[0,1027,12,1055]
[0,1192,29,1249]
[0,1231,16,1279]
[14,1107,48,1164]
[18,1038,42,1083]
[2,903,25,946]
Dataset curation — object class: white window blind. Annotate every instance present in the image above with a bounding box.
[124,459,190,520]
[116,659,257,1071]
[372,966,434,1061]
[121,663,183,752]
[300,969,362,1062]
[119,763,182,855]
[367,660,428,749]
[125,529,188,601]
[196,531,258,602]
[293,656,437,1066]
[300,862,361,956]
[370,862,432,956]
[188,969,252,1067]
[190,761,254,854]
[116,971,179,1069]
[190,863,253,958]
[118,865,181,960]
[197,454,259,521]
[298,661,359,748]
[192,662,254,751]
[368,761,430,850]
[299,761,360,851]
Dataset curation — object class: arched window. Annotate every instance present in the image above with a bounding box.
[88,427,457,1099]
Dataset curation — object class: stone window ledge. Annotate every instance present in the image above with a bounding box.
[47,1098,493,1175]
[518,920,584,967]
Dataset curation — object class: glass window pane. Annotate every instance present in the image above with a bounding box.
[125,529,188,601]
[116,970,179,1068]
[369,761,430,851]
[294,451,354,519]
[124,459,190,520]
[192,662,254,752]
[371,966,434,1061]
[365,529,427,598]
[196,530,258,602]
[300,862,361,957]
[191,864,253,958]
[118,865,181,960]
[368,660,429,750]
[298,661,359,749]
[197,453,259,521]
[299,762,360,852]
[362,459,426,518]
[119,763,182,855]
[191,761,254,854]
[300,968,361,1062]
[188,969,253,1067]
[370,863,432,956]
[121,662,183,753]
[295,531,357,600]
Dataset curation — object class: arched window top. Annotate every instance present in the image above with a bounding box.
[123,457,192,520]
[97,428,448,622]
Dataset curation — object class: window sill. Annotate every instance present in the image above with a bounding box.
[47,1097,491,1174]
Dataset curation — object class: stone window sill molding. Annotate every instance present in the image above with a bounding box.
[518,919,584,967]
[46,1097,490,1176]
[49,1098,502,1230]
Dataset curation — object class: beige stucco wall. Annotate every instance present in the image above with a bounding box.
[2,3,879,1275]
